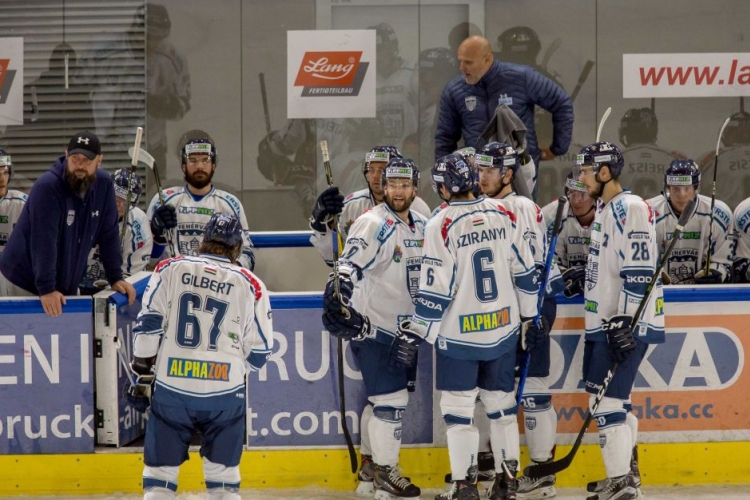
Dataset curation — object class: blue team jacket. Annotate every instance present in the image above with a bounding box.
[434,60,574,164]
[0,156,123,296]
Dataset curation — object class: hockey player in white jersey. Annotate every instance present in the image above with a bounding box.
[618,108,686,201]
[131,212,273,500]
[147,138,255,270]
[0,149,28,296]
[390,153,543,500]
[647,160,733,285]
[575,142,665,500]
[83,169,153,290]
[475,142,563,499]
[698,110,750,210]
[321,158,426,499]
[309,145,431,266]
[733,196,750,283]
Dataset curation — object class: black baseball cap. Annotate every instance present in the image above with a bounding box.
[67,131,101,160]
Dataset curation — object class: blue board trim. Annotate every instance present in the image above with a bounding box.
[556,285,750,305]
[249,231,313,248]
[0,297,92,314]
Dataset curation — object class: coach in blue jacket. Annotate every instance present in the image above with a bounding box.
[435,36,573,185]
[0,131,135,316]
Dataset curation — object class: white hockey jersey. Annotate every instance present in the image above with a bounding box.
[0,189,27,255]
[734,197,750,276]
[584,191,664,344]
[133,254,273,410]
[542,199,592,271]
[377,60,418,149]
[647,194,733,284]
[412,197,539,360]
[147,185,254,269]
[338,204,427,345]
[698,145,750,211]
[620,143,686,201]
[310,188,431,266]
[85,206,152,279]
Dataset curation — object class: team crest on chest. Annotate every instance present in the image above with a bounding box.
[465,96,476,111]
[392,245,402,263]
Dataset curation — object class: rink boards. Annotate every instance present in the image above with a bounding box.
[0,276,748,494]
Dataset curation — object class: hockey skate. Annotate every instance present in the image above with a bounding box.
[488,460,518,500]
[373,464,421,499]
[444,451,495,485]
[630,445,641,488]
[516,459,556,499]
[436,479,480,500]
[356,454,375,496]
[585,474,638,500]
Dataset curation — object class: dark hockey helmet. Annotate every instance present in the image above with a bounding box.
[181,138,217,165]
[363,145,402,175]
[497,26,541,65]
[722,111,750,147]
[203,212,243,248]
[453,146,475,164]
[475,142,520,173]
[576,142,625,177]
[565,171,588,194]
[664,159,701,189]
[0,148,12,177]
[619,108,658,147]
[112,168,143,204]
[432,153,474,196]
[419,47,457,76]
[369,23,399,59]
[381,157,420,188]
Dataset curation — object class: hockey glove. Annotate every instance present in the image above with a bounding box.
[150,205,177,239]
[521,316,550,351]
[562,267,586,298]
[321,301,371,341]
[693,268,723,285]
[310,186,344,232]
[389,320,424,369]
[732,259,750,284]
[323,271,355,306]
[127,356,155,412]
[602,315,636,363]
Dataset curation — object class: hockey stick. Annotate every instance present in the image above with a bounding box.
[704,117,731,275]
[259,73,272,135]
[596,107,612,143]
[127,146,177,258]
[321,140,358,474]
[568,61,595,103]
[525,198,696,478]
[517,196,567,405]
[541,38,562,73]
[121,127,142,253]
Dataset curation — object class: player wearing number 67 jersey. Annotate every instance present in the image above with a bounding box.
[575,142,664,500]
[132,212,273,500]
[389,153,540,500]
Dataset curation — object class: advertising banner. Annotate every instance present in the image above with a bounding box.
[0,37,23,125]
[623,53,750,98]
[0,298,94,454]
[247,299,434,448]
[287,30,376,119]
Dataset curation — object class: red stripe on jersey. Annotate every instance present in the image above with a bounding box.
[534,203,543,223]
[496,204,517,224]
[441,217,453,246]
[240,268,263,301]
[154,255,185,274]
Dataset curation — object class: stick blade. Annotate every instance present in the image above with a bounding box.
[524,454,574,478]
[128,147,155,168]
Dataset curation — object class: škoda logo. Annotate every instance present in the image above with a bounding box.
[294,51,369,97]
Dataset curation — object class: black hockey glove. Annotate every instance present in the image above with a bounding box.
[310,186,344,232]
[389,320,424,369]
[150,205,177,239]
[321,300,371,341]
[521,316,550,351]
[732,259,750,284]
[602,315,636,363]
[562,267,586,298]
[127,356,156,412]
[323,271,354,306]
[693,269,723,285]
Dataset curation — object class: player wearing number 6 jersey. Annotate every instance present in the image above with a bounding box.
[575,142,664,500]
[390,153,541,500]
[132,212,273,500]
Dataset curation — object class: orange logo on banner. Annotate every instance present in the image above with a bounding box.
[294,52,362,87]
[0,59,9,88]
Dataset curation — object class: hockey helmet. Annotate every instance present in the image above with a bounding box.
[497,26,541,65]
[203,212,243,248]
[576,142,625,177]
[619,108,658,147]
[475,142,520,173]
[432,153,474,196]
[0,148,12,177]
[182,138,217,165]
[664,159,701,189]
[453,146,475,164]
[381,157,420,188]
[363,145,402,174]
[112,168,143,204]
[722,111,750,147]
[565,171,588,194]
[369,23,399,59]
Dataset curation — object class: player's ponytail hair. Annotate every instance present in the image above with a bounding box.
[199,240,242,264]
